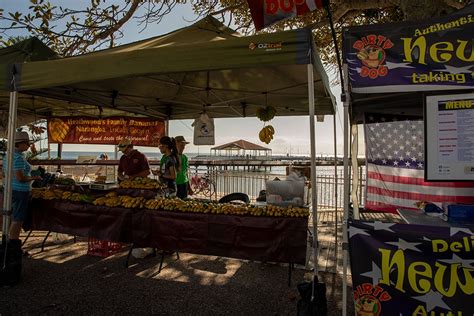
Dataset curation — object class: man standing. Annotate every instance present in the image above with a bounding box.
[117,138,150,181]
[174,136,193,199]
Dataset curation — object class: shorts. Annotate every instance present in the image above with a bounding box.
[177,183,188,199]
[12,190,31,222]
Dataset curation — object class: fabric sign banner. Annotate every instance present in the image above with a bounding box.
[364,114,474,212]
[343,4,474,93]
[247,0,328,31]
[47,116,165,146]
[348,220,474,315]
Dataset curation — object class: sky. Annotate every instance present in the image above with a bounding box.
[1,0,354,156]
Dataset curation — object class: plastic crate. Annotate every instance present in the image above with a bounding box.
[87,237,123,257]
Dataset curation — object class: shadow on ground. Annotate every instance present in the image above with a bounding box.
[0,235,353,315]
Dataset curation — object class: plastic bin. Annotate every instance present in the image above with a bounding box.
[87,237,123,257]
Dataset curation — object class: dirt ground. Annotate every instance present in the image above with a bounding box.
[1,233,354,315]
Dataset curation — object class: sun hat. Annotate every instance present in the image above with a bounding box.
[175,136,190,144]
[14,131,31,144]
[117,138,132,152]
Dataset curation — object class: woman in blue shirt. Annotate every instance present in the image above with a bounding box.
[2,131,41,240]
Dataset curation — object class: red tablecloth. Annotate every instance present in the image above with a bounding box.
[30,199,308,264]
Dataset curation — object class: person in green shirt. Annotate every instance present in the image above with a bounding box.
[174,136,193,199]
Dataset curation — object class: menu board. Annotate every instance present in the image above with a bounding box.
[425,93,474,181]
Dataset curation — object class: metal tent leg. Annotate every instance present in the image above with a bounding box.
[22,230,33,246]
[125,243,135,268]
[41,231,51,252]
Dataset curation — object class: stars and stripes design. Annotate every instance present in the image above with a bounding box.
[349,220,474,315]
[364,115,474,212]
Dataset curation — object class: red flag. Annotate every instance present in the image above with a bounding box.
[247,0,328,31]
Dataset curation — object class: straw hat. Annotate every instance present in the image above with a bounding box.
[175,136,189,144]
[117,138,132,152]
[14,131,32,144]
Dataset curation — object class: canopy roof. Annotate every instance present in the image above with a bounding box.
[343,4,474,123]
[0,38,151,136]
[211,139,271,151]
[9,16,335,120]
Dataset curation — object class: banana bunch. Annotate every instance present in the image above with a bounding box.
[256,106,277,122]
[119,177,164,189]
[120,195,146,208]
[61,191,93,203]
[32,188,64,200]
[48,118,70,143]
[258,125,275,144]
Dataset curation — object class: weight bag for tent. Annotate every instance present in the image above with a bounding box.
[0,239,22,286]
[296,275,327,316]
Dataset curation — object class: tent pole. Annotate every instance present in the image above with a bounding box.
[2,91,19,246]
[307,64,318,298]
[351,124,360,219]
[342,64,350,316]
[333,113,338,273]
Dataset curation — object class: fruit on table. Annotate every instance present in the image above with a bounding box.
[144,197,309,218]
[256,106,276,122]
[32,188,309,218]
[48,118,70,143]
[119,177,164,189]
[258,125,275,144]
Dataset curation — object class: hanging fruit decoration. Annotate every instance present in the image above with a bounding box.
[256,106,276,144]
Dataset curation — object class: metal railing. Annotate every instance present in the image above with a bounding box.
[189,164,366,209]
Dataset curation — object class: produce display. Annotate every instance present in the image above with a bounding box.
[256,106,276,122]
[258,125,275,144]
[119,177,164,189]
[93,192,146,208]
[31,188,93,203]
[31,188,309,218]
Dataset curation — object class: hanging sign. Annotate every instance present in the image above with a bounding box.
[247,0,328,31]
[425,93,474,181]
[343,5,474,93]
[47,116,165,146]
[192,113,215,145]
[348,220,474,315]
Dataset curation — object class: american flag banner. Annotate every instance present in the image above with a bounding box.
[364,115,474,212]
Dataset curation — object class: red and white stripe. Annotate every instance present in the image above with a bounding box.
[365,164,474,213]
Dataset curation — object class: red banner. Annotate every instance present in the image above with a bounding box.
[247,0,328,31]
[47,116,165,146]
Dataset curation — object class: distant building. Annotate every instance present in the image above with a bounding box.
[211,139,271,159]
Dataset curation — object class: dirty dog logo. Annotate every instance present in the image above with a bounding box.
[354,283,392,316]
[355,295,382,316]
[353,35,393,79]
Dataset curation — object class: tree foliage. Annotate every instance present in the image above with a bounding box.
[0,0,470,64]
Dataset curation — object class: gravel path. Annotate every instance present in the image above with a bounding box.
[1,234,353,315]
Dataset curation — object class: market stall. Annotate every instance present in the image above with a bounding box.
[2,16,336,283]
[30,197,308,265]
[340,4,474,315]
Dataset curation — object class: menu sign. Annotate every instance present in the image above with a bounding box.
[47,116,165,147]
[425,93,474,181]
